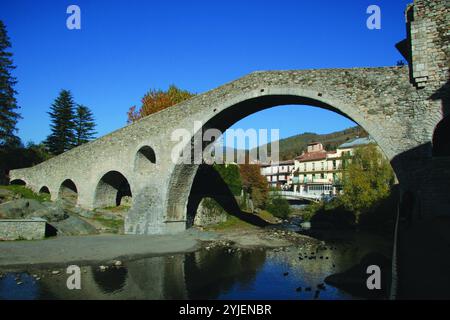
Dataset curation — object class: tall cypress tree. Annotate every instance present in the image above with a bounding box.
[0,20,21,147]
[46,90,76,155]
[74,104,96,146]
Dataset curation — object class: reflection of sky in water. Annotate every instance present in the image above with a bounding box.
[0,273,39,300]
[218,252,355,300]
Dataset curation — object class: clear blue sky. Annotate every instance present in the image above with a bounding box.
[0,0,410,144]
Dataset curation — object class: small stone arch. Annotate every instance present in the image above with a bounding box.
[39,186,50,194]
[432,115,450,157]
[94,171,132,208]
[59,179,78,205]
[135,145,156,173]
[10,179,26,186]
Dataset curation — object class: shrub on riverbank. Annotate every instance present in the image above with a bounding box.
[300,198,355,229]
[299,145,397,231]
[300,187,398,232]
[266,195,291,219]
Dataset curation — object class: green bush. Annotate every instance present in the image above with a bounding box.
[213,164,242,196]
[266,196,291,219]
[301,202,322,221]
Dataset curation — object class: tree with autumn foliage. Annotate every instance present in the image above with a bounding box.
[239,163,269,209]
[127,85,195,123]
[340,144,395,222]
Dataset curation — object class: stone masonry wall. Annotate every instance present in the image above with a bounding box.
[0,218,46,240]
[408,0,449,89]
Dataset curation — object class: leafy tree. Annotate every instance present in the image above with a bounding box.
[239,163,268,209]
[0,20,21,147]
[45,90,76,155]
[74,104,96,146]
[340,144,395,221]
[213,163,242,196]
[127,85,195,123]
[266,194,291,219]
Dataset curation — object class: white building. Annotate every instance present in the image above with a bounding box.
[260,160,295,189]
[259,136,376,193]
[291,137,376,196]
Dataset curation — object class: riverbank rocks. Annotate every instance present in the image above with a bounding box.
[73,207,95,219]
[0,194,114,237]
[49,215,98,236]
[0,198,69,223]
[32,202,68,222]
[0,189,14,204]
[193,198,228,227]
[0,199,45,219]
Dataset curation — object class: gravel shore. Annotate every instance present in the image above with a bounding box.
[0,227,318,271]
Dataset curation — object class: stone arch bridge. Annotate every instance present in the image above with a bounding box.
[9,0,449,236]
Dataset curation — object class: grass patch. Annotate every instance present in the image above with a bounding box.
[206,214,253,231]
[0,185,50,202]
[91,214,124,232]
[95,205,130,213]
[255,210,279,224]
[205,210,278,231]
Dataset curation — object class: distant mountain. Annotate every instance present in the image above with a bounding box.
[252,126,368,161]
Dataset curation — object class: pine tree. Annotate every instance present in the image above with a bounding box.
[46,90,76,155]
[0,20,21,147]
[74,104,96,146]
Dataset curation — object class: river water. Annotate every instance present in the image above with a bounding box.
[0,230,391,300]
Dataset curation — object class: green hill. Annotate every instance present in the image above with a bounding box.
[254,126,368,161]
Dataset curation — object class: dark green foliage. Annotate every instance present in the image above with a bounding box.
[308,200,355,230]
[213,163,242,196]
[0,142,52,184]
[45,90,76,154]
[0,20,21,147]
[358,185,399,233]
[74,104,96,146]
[266,194,291,219]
